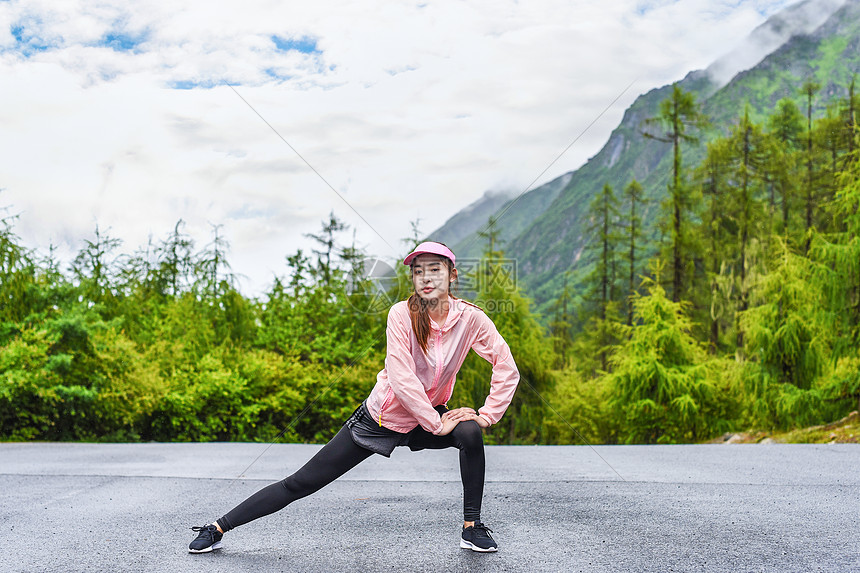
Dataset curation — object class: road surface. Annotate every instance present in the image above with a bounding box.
[1,442,857,572]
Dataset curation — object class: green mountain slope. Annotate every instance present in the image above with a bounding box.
[439,172,571,263]
[429,188,515,253]
[432,0,859,316]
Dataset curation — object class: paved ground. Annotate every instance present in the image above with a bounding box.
[1,441,858,572]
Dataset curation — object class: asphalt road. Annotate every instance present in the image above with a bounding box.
[1,442,857,572]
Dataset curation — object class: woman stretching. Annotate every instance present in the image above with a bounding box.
[188,241,520,553]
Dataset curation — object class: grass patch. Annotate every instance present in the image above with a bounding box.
[711,411,859,444]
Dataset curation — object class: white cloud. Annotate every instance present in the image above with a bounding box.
[0,0,803,296]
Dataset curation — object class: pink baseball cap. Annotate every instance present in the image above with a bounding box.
[403,241,456,266]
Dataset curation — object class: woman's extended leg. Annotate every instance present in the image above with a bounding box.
[217,425,374,531]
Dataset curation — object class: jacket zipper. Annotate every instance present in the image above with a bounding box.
[442,374,457,404]
[430,329,443,394]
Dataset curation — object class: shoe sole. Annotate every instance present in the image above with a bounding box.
[460,539,498,552]
[189,541,222,553]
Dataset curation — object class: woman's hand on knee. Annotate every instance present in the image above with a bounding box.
[441,408,490,430]
[464,413,490,428]
[437,416,460,436]
[441,407,476,423]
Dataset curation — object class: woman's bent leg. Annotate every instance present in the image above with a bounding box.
[450,421,485,522]
[218,426,373,531]
[407,420,485,522]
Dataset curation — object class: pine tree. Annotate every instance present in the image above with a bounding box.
[721,108,771,357]
[196,223,236,299]
[812,142,860,349]
[741,238,837,428]
[802,79,822,252]
[579,183,622,372]
[840,77,858,168]
[642,84,709,302]
[548,271,574,368]
[305,211,347,289]
[286,249,310,299]
[766,98,804,239]
[815,105,848,232]
[0,212,38,326]
[340,228,365,290]
[477,215,504,260]
[695,139,732,353]
[621,179,647,326]
[607,273,725,443]
[158,220,195,297]
[71,225,122,311]
[475,215,506,303]
[593,184,620,321]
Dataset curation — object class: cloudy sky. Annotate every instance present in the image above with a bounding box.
[0,0,801,296]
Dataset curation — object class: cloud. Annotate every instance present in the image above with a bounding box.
[705,0,846,85]
[0,0,801,296]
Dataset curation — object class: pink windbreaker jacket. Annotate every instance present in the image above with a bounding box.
[365,297,520,435]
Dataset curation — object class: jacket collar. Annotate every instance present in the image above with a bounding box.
[428,296,467,332]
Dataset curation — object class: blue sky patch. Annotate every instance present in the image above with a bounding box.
[169,79,220,90]
[227,204,269,220]
[264,67,292,82]
[271,35,320,54]
[101,29,149,52]
[10,21,54,56]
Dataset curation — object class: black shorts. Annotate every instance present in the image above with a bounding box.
[344,401,448,457]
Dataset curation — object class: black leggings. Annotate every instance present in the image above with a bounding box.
[217,420,485,531]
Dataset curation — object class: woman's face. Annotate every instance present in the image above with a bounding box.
[411,253,456,303]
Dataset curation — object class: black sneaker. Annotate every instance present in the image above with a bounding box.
[460,522,498,552]
[188,524,223,553]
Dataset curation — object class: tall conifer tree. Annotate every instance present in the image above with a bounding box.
[802,79,822,252]
[766,98,804,240]
[642,84,708,302]
[621,180,647,326]
[721,109,770,356]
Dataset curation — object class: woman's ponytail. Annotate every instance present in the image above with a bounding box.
[407,293,431,355]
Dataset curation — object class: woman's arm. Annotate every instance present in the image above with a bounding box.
[469,311,520,426]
